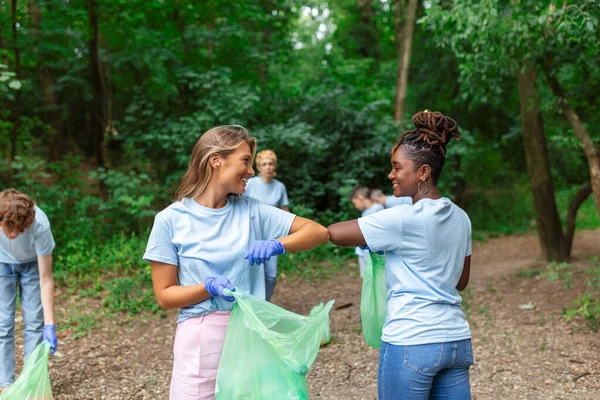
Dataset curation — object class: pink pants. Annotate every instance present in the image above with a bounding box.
[170,312,231,400]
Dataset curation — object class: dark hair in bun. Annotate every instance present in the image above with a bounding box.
[392,111,460,184]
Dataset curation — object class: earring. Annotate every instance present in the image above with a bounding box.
[418,180,429,195]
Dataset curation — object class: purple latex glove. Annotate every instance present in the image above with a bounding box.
[245,240,285,266]
[204,276,236,302]
[43,324,58,354]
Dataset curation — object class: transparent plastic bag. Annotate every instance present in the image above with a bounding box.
[0,341,53,400]
[216,291,334,400]
[309,303,332,346]
[360,252,387,349]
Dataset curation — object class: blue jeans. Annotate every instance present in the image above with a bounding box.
[378,339,474,400]
[0,261,44,387]
[264,256,278,301]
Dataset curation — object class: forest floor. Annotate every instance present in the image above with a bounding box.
[9,230,600,399]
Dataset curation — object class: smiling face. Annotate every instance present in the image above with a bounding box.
[214,142,255,195]
[256,157,276,179]
[388,146,422,198]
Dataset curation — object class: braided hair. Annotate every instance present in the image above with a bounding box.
[392,111,460,184]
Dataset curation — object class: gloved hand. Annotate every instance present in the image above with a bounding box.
[245,239,285,266]
[204,276,236,302]
[43,324,58,354]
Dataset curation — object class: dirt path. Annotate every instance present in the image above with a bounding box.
[10,230,600,399]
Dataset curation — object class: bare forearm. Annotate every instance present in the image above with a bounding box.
[155,283,212,309]
[328,220,367,248]
[38,255,55,325]
[279,220,329,252]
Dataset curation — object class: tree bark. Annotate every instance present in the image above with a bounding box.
[393,0,417,122]
[10,0,21,160]
[565,183,592,257]
[517,64,567,261]
[544,73,600,219]
[87,0,107,167]
[26,0,65,160]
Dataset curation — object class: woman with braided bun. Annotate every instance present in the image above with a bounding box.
[328,111,473,399]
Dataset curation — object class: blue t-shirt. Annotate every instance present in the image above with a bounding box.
[0,206,55,264]
[245,177,289,208]
[358,197,472,345]
[143,196,295,323]
[355,203,385,257]
[385,195,412,208]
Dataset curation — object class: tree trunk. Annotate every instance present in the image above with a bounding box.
[565,183,592,257]
[517,64,567,261]
[393,0,417,122]
[26,0,65,160]
[87,0,107,167]
[544,73,600,219]
[10,0,21,160]
[357,0,377,59]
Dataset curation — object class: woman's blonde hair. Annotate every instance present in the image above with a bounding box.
[255,149,277,168]
[175,125,256,201]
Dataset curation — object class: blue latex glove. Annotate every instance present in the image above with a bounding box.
[43,324,58,354]
[204,276,236,302]
[245,239,285,266]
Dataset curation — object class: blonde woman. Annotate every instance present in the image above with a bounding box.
[244,149,289,300]
[143,126,329,400]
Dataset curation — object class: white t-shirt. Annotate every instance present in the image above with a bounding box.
[245,177,289,208]
[143,196,295,323]
[0,205,55,264]
[358,197,472,345]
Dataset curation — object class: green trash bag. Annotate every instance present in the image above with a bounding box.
[309,303,332,346]
[216,291,334,400]
[360,251,387,349]
[0,341,53,400]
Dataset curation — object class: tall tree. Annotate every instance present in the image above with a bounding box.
[27,0,65,160]
[517,64,568,261]
[393,0,418,122]
[10,0,21,160]
[86,0,107,167]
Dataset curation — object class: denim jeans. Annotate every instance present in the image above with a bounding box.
[0,261,44,387]
[378,339,474,400]
[264,255,278,301]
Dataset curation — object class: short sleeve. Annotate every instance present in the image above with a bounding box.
[465,218,472,257]
[357,206,408,253]
[143,212,178,265]
[279,183,289,207]
[34,228,55,256]
[255,199,295,240]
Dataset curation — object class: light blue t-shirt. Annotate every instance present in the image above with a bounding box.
[358,197,472,346]
[0,205,55,264]
[143,196,295,323]
[245,177,289,208]
[355,203,385,257]
[385,195,412,208]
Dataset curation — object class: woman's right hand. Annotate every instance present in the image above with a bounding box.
[204,276,236,302]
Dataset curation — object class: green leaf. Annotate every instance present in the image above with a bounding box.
[8,80,22,90]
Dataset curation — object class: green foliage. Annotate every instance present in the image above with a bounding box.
[564,258,600,331]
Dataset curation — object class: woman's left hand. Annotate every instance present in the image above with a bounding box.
[245,240,285,265]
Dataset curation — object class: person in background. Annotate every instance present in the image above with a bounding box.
[144,126,329,400]
[370,188,412,208]
[328,111,473,400]
[244,149,289,301]
[349,185,384,278]
[0,189,58,391]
